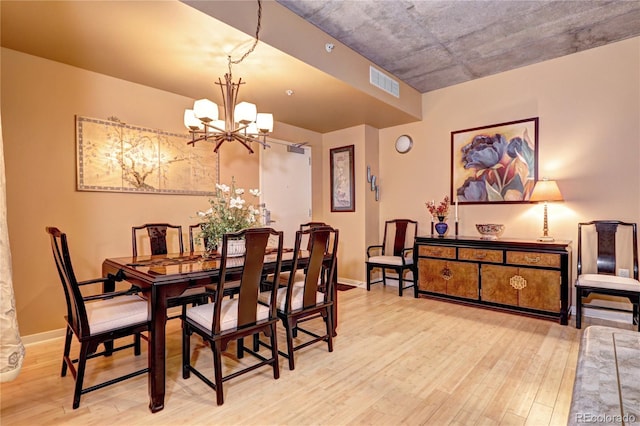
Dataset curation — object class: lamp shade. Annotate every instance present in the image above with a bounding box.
[256,113,274,132]
[183,109,204,130]
[234,101,257,124]
[193,99,219,122]
[530,179,564,202]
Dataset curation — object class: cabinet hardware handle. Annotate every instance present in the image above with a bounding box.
[440,266,452,281]
[510,274,527,290]
[431,249,442,256]
[524,255,541,263]
[474,252,487,259]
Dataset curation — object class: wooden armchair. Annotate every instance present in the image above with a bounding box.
[366,219,417,297]
[46,227,149,409]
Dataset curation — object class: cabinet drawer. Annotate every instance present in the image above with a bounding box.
[507,251,560,268]
[459,248,503,263]
[419,245,456,259]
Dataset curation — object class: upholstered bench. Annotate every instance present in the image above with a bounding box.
[568,326,639,425]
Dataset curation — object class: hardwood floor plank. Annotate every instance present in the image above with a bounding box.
[2,286,627,425]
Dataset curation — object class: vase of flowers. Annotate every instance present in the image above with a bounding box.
[425,196,450,236]
[196,178,261,256]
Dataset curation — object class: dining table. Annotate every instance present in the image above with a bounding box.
[102,249,337,413]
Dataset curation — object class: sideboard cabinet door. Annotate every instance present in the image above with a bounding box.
[517,268,561,312]
[481,264,519,306]
[418,259,478,300]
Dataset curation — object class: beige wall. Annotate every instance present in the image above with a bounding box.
[4,36,640,337]
[379,37,640,283]
[1,49,317,336]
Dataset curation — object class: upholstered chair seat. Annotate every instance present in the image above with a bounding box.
[577,274,640,292]
[85,295,149,335]
[186,299,270,333]
[367,255,413,267]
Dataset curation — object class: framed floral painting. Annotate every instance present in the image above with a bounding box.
[330,145,355,212]
[451,117,538,204]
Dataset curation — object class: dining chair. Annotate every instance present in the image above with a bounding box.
[366,219,418,296]
[182,227,284,405]
[132,223,210,317]
[267,221,331,286]
[575,220,640,331]
[46,227,150,409]
[257,225,339,370]
[188,222,208,253]
[131,223,184,257]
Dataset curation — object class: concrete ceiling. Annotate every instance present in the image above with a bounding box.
[2,1,640,135]
[277,0,640,93]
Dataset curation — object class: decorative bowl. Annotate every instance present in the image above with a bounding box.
[475,224,505,240]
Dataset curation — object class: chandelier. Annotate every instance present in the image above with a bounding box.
[183,0,272,154]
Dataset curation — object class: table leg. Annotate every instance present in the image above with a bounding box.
[148,285,169,413]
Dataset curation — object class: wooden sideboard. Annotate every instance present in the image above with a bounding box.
[414,235,572,325]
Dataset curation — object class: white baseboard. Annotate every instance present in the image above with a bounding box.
[570,305,633,323]
[21,328,66,346]
[339,277,366,288]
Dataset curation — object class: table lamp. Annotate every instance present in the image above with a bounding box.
[529,178,564,241]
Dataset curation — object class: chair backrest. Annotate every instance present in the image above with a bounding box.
[285,226,339,311]
[299,221,329,251]
[382,219,417,257]
[188,223,208,252]
[132,223,184,256]
[213,227,284,333]
[577,220,638,279]
[46,227,89,338]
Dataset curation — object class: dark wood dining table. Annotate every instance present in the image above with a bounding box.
[102,249,337,413]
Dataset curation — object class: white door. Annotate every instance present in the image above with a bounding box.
[259,140,312,247]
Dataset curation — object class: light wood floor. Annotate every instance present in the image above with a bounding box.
[1,286,632,425]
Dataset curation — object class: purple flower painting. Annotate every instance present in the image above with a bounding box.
[451,118,538,204]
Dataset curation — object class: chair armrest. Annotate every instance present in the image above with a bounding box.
[401,247,414,263]
[367,245,383,258]
[77,269,126,287]
[83,287,142,302]
[77,276,112,287]
[79,270,142,301]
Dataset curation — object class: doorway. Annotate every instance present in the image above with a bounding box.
[259,139,312,247]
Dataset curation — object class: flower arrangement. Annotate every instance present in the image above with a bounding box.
[425,196,450,220]
[196,178,261,252]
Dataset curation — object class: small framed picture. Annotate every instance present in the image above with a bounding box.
[451,117,538,204]
[330,145,355,212]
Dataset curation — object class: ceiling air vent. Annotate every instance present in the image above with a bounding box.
[369,66,399,98]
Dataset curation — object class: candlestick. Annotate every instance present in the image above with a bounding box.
[430,220,434,236]
[455,198,459,221]
[455,221,459,237]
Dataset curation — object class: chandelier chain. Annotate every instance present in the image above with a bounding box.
[228,0,262,73]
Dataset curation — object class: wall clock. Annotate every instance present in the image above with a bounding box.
[395,135,413,154]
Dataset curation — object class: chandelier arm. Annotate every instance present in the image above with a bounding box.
[238,133,270,150]
[213,136,226,153]
[206,122,225,133]
[231,134,255,154]
[187,134,210,147]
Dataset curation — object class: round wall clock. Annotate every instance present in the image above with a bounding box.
[395,134,413,154]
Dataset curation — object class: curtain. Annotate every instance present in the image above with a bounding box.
[0,118,25,382]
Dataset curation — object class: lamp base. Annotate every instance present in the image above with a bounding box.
[537,236,555,242]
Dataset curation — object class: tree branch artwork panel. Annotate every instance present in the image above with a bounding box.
[76,116,218,195]
[451,117,538,204]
